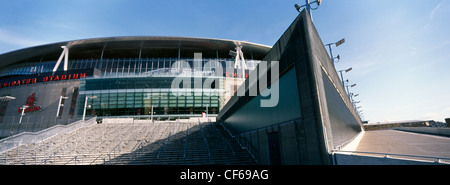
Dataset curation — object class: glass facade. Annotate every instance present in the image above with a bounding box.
[0,56,260,119]
[0,58,261,78]
[78,76,222,117]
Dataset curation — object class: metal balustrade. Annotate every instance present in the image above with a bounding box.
[1,117,256,165]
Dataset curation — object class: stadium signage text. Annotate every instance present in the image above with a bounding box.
[0,73,86,89]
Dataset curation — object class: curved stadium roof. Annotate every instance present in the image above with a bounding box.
[0,36,272,69]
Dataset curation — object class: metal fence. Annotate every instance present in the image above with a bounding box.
[0,117,97,154]
[0,115,96,139]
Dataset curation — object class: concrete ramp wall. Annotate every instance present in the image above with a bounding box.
[218,10,363,165]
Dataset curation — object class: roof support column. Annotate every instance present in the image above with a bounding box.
[53,46,69,72]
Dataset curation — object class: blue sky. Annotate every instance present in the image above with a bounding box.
[0,0,449,123]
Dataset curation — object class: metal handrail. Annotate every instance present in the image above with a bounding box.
[199,121,210,157]
[215,124,235,155]
[183,122,189,158]
[0,117,97,154]
[65,155,78,165]
[333,150,450,163]
[217,121,257,162]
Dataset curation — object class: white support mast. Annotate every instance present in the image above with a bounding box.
[53,46,69,72]
[232,41,247,80]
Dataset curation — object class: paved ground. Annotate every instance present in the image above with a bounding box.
[354,130,450,161]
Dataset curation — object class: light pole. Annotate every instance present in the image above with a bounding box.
[295,0,322,21]
[151,105,158,122]
[82,96,97,121]
[338,67,352,86]
[19,105,29,124]
[205,104,209,118]
[56,96,69,118]
[325,38,345,64]
[346,84,356,100]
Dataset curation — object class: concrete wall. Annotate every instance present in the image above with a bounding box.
[236,118,321,165]
[333,152,446,165]
[218,10,363,165]
[394,127,450,137]
[0,80,80,138]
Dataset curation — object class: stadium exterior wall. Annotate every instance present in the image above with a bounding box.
[0,36,270,138]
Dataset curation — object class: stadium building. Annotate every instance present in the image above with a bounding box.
[0,10,367,165]
[0,36,270,138]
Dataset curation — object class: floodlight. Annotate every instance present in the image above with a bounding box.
[316,0,322,6]
[336,55,341,60]
[336,38,345,47]
[345,67,352,73]
[229,50,237,57]
[0,96,15,101]
[294,4,301,12]
[351,84,356,88]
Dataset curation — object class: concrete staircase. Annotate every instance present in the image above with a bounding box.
[0,118,256,165]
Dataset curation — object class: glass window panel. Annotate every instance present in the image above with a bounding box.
[127,92,135,97]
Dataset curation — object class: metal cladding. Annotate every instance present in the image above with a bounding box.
[218,10,363,164]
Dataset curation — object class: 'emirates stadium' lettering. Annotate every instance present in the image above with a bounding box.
[0,73,86,89]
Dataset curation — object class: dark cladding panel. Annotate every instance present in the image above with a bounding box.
[321,70,362,147]
[224,68,301,134]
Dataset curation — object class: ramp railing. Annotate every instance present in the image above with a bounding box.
[0,117,97,154]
